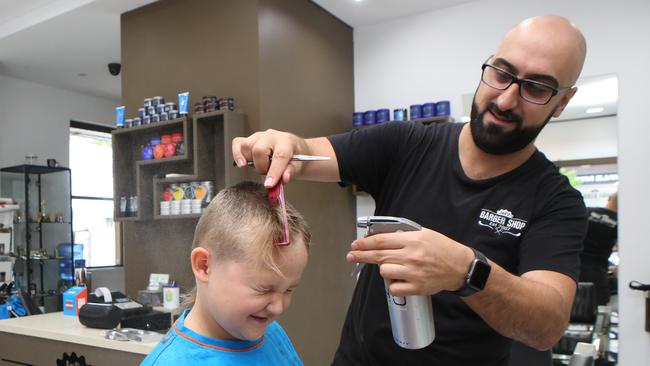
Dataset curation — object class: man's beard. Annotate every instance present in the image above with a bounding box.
[469,99,556,155]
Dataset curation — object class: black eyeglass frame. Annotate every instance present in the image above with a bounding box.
[480,58,573,105]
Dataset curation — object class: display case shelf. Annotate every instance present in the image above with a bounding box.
[16,257,65,262]
[15,222,73,226]
[0,165,75,313]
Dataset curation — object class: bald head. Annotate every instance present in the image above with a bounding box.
[496,15,587,86]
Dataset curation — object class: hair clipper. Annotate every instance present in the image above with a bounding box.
[356,216,435,349]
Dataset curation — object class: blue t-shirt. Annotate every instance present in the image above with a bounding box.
[141,309,303,365]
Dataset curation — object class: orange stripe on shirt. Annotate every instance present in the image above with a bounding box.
[173,322,264,353]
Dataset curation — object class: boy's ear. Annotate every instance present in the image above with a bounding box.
[191,247,212,283]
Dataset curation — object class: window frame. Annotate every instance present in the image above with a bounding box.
[69,120,123,268]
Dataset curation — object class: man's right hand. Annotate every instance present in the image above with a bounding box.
[232,129,339,188]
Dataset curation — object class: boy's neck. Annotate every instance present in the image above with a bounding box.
[184,302,236,341]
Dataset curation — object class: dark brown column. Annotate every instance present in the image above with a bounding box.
[120,0,354,363]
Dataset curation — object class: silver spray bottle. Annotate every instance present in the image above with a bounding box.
[356,216,435,349]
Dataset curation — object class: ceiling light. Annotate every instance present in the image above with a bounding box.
[585,107,605,114]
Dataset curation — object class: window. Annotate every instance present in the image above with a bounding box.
[69,121,121,267]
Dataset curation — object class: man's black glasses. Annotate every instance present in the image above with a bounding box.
[480,61,572,105]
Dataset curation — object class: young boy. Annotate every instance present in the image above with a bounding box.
[141,181,310,365]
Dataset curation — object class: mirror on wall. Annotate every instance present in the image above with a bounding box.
[551,74,618,122]
[556,158,619,365]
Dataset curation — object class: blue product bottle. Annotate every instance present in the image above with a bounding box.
[115,106,125,128]
[178,92,190,116]
[393,108,408,121]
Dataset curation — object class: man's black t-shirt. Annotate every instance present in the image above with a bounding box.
[327,121,587,366]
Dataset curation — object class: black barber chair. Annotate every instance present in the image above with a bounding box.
[567,342,597,366]
[553,282,598,357]
[508,283,599,366]
[508,341,552,366]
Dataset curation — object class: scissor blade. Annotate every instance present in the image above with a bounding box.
[236,154,331,167]
[291,155,331,161]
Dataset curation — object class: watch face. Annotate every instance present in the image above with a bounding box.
[469,260,491,290]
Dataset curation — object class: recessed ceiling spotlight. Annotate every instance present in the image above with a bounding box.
[77,73,88,77]
[585,107,605,114]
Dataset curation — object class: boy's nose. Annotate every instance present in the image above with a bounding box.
[266,294,285,316]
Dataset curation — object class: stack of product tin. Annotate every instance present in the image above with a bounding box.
[194,96,235,114]
[141,132,184,160]
[352,100,451,128]
[409,100,451,120]
[123,97,180,128]
[160,181,214,216]
[116,91,189,128]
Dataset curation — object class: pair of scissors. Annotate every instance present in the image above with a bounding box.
[233,155,330,167]
[104,328,148,342]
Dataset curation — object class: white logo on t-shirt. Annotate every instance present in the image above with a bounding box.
[478,209,527,236]
[588,211,617,228]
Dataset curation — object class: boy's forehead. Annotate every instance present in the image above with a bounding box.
[260,244,308,277]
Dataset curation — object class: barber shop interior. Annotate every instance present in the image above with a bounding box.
[0,0,648,365]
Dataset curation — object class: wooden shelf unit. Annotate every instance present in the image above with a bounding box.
[112,111,249,221]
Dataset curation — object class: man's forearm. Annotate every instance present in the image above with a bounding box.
[463,263,575,350]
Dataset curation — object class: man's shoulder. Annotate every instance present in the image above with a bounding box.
[529,151,579,192]
[353,120,460,137]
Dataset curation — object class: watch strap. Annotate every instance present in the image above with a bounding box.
[452,248,490,297]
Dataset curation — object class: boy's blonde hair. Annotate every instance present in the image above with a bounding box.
[183,181,310,308]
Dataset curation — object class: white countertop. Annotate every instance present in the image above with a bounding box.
[0,312,164,355]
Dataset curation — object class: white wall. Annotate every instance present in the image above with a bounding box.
[0,74,125,291]
[0,74,117,168]
[354,0,650,364]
